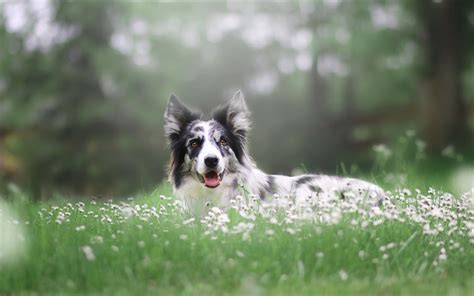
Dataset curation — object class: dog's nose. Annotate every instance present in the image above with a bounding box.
[204,156,219,168]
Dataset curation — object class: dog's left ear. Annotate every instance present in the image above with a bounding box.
[213,90,251,139]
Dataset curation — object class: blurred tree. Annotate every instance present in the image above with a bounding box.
[0,1,165,198]
[302,0,419,169]
[0,0,473,198]
[415,0,472,150]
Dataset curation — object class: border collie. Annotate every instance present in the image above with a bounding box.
[164,91,385,213]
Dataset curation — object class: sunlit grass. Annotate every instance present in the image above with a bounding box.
[1,137,473,295]
[1,183,473,295]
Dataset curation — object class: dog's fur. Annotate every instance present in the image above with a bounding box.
[164,91,384,213]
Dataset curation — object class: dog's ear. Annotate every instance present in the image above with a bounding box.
[212,90,251,139]
[164,94,200,142]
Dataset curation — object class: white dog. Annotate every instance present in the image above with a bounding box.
[164,91,385,213]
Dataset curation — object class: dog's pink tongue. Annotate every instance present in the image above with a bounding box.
[204,172,220,188]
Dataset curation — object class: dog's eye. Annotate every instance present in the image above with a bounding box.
[190,140,199,149]
[220,138,228,146]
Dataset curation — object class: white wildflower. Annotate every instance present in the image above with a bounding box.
[265,229,275,236]
[120,206,135,218]
[338,270,348,281]
[373,144,392,159]
[91,236,103,244]
[81,245,95,261]
[0,201,27,265]
[183,218,195,225]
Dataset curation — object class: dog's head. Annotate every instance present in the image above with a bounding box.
[164,91,251,189]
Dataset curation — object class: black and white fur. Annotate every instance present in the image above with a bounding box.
[164,91,384,213]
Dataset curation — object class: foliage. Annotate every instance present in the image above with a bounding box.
[0,1,473,197]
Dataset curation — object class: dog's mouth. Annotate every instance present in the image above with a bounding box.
[199,171,224,188]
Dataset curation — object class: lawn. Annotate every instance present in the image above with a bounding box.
[1,178,473,295]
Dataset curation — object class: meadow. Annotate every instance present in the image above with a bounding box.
[2,1,474,294]
[1,141,473,295]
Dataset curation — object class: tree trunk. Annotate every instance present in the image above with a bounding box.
[310,56,330,122]
[417,0,469,150]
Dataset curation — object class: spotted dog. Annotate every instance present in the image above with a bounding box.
[164,91,385,213]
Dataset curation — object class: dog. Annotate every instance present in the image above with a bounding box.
[164,90,385,213]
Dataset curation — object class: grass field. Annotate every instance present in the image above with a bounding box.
[1,138,474,295]
[1,179,473,295]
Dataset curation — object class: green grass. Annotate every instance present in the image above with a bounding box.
[1,182,473,295]
[1,138,473,295]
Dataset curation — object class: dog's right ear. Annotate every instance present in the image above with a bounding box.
[164,94,200,142]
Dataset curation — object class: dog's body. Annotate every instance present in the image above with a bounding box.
[164,91,384,213]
